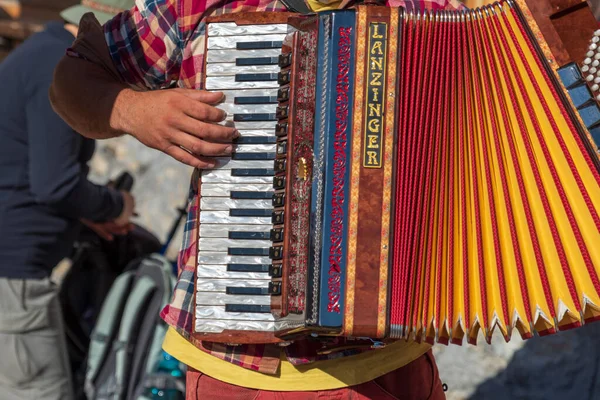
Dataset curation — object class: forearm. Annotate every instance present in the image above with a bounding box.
[49,55,137,140]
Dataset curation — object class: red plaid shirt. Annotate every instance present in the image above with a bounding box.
[97,0,464,375]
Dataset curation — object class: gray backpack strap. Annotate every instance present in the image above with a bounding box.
[280,0,313,14]
[85,254,180,400]
[85,271,136,399]
[126,255,176,400]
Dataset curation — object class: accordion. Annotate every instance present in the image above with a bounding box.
[193,0,600,345]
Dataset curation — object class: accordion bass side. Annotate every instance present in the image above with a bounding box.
[193,0,600,345]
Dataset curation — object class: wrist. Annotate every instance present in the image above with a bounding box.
[110,88,141,137]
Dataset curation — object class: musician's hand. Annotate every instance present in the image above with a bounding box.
[80,219,134,241]
[115,88,239,169]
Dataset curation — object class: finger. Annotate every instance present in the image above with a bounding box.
[112,227,130,236]
[172,131,233,157]
[181,99,228,123]
[175,116,238,143]
[94,227,114,241]
[175,89,224,105]
[165,145,217,169]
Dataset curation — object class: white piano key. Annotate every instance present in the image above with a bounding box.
[207,34,286,50]
[200,183,273,197]
[201,170,273,184]
[201,198,272,210]
[195,306,274,321]
[219,120,277,130]
[195,319,275,333]
[197,278,269,292]
[204,158,274,169]
[196,292,271,305]
[233,144,277,153]
[207,63,280,76]
[198,252,270,264]
[207,49,282,63]
[199,224,272,238]
[196,265,270,280]
[208,23,289,37]
[206,76,279,90]
[199,211,271,225]
[219,89,278,103]
[199,238,272,251]
[217,103,277,114]
[237,129,276,136]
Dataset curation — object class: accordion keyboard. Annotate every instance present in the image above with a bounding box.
[195,22,290,333]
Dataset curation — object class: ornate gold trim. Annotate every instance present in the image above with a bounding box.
[344,6,368,335]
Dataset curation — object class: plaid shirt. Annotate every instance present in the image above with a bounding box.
[100,0,464,375]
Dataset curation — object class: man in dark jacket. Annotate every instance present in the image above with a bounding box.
[0,0,134,398]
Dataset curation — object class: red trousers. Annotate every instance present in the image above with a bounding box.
[185,350,445,399]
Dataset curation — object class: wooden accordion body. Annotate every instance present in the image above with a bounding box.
[193,0,600,345]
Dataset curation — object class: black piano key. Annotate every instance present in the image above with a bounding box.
[277,87,290,102]
[278,53,292,68]
[229,231,271,240]
[228,247,270,256]
[229,231,272,240]
[230,209,272,217]
[590,125,600,147]
[227,264,270,272]
[272,193,285,207]
[272,211,284,224]
[225,304,271,313]
[232,152,276,160]
[235,73,278,82]
[277,70,291,85]
[568,84,594,109]
[234,136,277,144]
[275,122,288,137]
[231,168,275,176]
[234,96,278,104]
[231,191,274,199]
[557,63,583,89]
[579,104,600,128]
[274,159,286,173]
[233,113,276,122]
[270,228,283,242]
[269,264,282,278]
[226,286,269,295]
[269,282,282,295]
[237,41,283,50]
[276,106,288,119]
[269,246,283,260]
[276,141,287,155]
[235,56,279,66]
[273,176,285,190]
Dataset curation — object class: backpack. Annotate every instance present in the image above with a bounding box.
[84,254,183,400]
[61,223,163,383]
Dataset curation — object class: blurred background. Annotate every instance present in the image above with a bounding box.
[1,0,600,399]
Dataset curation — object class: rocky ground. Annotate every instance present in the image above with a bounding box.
[88,135,193,260]
[89,137,600,400]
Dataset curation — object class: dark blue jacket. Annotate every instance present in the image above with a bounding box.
[0,22,123,278]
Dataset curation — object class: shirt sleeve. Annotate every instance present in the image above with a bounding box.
[27,78,124,221]
[68,0,189,90]
[103,0,185,89]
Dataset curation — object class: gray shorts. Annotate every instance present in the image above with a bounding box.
[0,277,74,400]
